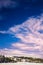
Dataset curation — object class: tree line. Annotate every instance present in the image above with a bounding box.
[0,55,43,63]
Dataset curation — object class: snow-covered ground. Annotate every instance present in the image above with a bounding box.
[0,62,43,65]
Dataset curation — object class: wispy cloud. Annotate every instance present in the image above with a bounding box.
[0,48,24,57]
[0,31,7,34]
[0,48,42,58]
[0,0,17,8]
[0,14,43,58]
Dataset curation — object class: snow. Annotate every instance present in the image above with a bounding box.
[0,62,43,65]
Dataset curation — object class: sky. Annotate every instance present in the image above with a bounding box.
[0,0,43,58]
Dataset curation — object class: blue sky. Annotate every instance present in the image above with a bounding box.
[0,0,43,58]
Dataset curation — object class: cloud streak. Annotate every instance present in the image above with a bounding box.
[0,0,17,8]
[0,48,42,58]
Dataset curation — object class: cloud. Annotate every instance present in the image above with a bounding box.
[0,48,24,57]
[9,14,43,58]
[0,31,7,34]
[12,42,42,51]
[12,43,33,50]
[9,14,43,45]
[0,48,43,58]
[0,14,43,58]
[0,0,17,8]
[0,45,42,58]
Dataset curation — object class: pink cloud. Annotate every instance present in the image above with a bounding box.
[0,14,43,58]
[12,43,33,50]
[0,48,43,58]
[0,48,25,57]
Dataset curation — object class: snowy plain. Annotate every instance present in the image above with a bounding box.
[0,62,43,65]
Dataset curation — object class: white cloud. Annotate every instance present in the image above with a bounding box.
[9,14,43,58]
[0,48,43,58]
[0,31,7,34]
[9,14,43,45]
[12,43,33,50]
[0,48,24,57]
[12,42,42,51]
[0,14,43,58]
